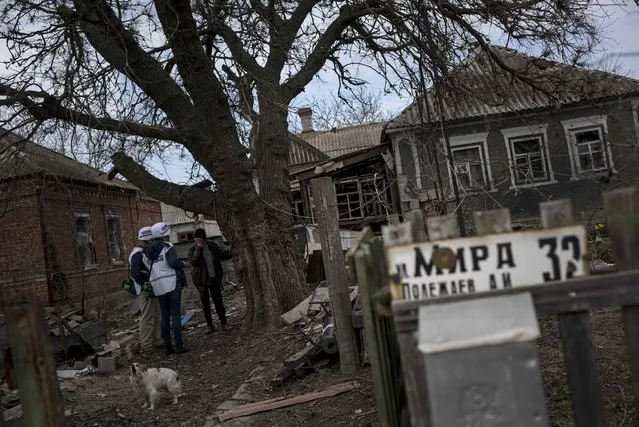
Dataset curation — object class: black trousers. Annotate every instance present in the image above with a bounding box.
[199,279,227,326]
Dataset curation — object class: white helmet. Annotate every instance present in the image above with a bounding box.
[138,226,153,241]
[151,222,171,239]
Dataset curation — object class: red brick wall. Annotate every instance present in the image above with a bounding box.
[0,179,48,305]
[0,177,162,306]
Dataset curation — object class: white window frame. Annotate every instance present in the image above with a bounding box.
[632,100,639,146]
[394,137,424,191]
[501,124,556,189]
[441,132,494,194]
[105,215,125,264]
[73,213,97,269]
[561,115,616,180]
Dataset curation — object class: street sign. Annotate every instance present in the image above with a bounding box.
[387,225,589,301]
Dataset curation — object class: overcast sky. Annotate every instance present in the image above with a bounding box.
[155,3,639,183]
[1,3,637,184]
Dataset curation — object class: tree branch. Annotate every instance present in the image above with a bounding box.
[111,151,215,214]
[206,17,266,80]
[153,0,228,110]
[69,1,197,130]
[281,0,383,100]
[0,83,182,142]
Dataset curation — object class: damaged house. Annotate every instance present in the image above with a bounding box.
[0,131,161,307]
[386,44,639,229]
[288,108,400,254]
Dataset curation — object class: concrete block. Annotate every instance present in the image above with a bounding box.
[97,356,117,373]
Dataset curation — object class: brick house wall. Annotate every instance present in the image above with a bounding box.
[0,176,162,307]
[0,180,48,304]
[391,99,639,229]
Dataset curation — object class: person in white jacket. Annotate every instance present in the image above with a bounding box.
[129,226,162,352]
[138,222,188,355]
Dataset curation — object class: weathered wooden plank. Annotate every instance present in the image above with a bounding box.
[425,215,459,240]
[311,177,358,375]
[5,302,65,426]
[218,381,359,421]
[351,229,399,426]
[603,187,639,414]
[473,208,512,235]
[392,269,639,318]
[544,200,604,426]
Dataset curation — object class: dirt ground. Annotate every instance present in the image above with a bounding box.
[62,290,634,427]
[63,289,377,427]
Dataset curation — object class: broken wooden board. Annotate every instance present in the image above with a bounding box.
[281,294,312,325]
[283,344,321,368]
[218,381,359,421]
[308,286,359,316]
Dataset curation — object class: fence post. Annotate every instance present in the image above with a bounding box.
[350,227,406,426]
[540,199,605,427]
[603,187,639,412]
[310,176,358,375]
[5,301,65,426]
[416,209,548,426]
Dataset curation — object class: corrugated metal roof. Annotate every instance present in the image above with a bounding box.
[161,203,200,225]
[0,129,137,190]
[388,44,639,130]
[298,121,387,158]
[289,134,330,166]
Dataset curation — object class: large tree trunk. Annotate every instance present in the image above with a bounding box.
[199,90,307,331]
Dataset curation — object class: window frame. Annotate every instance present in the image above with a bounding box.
[178,231,195,242]
[633,100,639,146]
[561,115,616,180]
[73,213,97,269]
[501,124,555,189]
[105,214,125,264]
[443,132,494,195]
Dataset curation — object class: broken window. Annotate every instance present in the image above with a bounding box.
[572,128,607,174]
[106,216,124,263]
[451,145,487,191]
[335,176,389,220]
[509,136,549,185]
[74,214,96,267]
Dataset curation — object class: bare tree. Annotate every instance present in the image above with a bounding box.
[0,0,606,330]
[294,87,395,132]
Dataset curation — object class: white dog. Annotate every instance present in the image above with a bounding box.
[129,362,182,410]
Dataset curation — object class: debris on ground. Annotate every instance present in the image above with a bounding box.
[56,366,95,379]
[218,381,360,421]
[274,282,365,386]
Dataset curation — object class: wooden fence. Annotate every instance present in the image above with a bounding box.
[350,186,639,427]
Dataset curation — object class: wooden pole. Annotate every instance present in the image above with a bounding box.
[6,302,65,426]
[311,176,359,375]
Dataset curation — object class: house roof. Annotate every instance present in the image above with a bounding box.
[388,44,639,130]
[292,143,392,182]
[298,121,388,158]
[288,133,330,166]
[0,129,138,190]
[160,202,201,225]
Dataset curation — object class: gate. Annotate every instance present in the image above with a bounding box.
[349,186,639,427]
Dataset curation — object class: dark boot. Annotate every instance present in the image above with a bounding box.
[176,345,189,354]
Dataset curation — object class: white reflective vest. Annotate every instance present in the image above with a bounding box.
[144,244,177,296]
[128,246,144,296]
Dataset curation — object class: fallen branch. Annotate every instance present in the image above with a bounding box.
[218,381,360,421]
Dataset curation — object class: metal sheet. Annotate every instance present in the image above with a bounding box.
[423,341,549,427]
[387,225,589,301]
[418,293,539,354]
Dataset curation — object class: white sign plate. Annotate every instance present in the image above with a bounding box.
[387,225,589,301]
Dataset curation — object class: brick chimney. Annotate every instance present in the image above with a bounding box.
[297,107,314,133]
